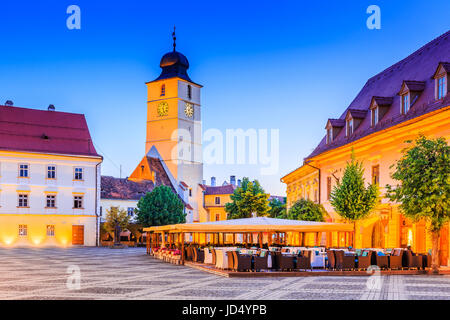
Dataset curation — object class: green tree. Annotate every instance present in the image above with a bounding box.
[105,207,131,245]
[127,223,144,244]
[136,185,185,227]
[268,197,287,219]
[226,178,269,219]
[330,152,379,233]
[386,135,450,273]
[288,198,326,222]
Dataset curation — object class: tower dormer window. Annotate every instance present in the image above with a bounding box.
[160,84,166,97]
[187,85,192,100]
[346,119,353,136]
[401,93,410,115]
[437,76,446,99]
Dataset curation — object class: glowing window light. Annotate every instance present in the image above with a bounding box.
[407,229,413,247]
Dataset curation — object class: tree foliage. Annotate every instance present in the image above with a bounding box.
[268,197,287,219]
[386,135,450,272]
[225,178,269,219]
[288,198,327,222]
[105,207,131,244]
[136,185,185,227]
[330,152,379,222]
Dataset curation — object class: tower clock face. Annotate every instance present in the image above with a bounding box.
[184,102,194,118]
[157,101,169,116]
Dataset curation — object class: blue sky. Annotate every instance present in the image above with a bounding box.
[0,1,449,195]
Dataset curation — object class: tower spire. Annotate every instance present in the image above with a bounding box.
[172,26,176,52]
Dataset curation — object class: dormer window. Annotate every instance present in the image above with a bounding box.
[432,62,449,100]
[326,128,332,144]
[437,76,446,99]
[370,96,393,127]
[401,93,410,114]
[398,80,425,115]
[160,84,166,97]
[371,107,379,126]
[346,119,353,136]
[325,119,345,145]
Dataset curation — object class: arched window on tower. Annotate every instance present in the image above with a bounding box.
[187,85,192,100]
[160,84,166,97]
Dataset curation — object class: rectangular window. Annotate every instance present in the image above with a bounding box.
[371,108,378,126]
[215,213,220,221]
[19,164,29,178]
[215,197,220,205]
[19,225,27,236]
[127,207,134,216]
[74,167,83,180]
[47,165,56,179]
[73,196,83,209]
[46,195,56,208]
[438,76,445,99]
[47,225,55,237]
[346,119,353,136]
[189,189,192,197]
[18,194,29,207]
[100,206,103,217]
[327,177,332,200]
[402,94,410,114]
[326,128,332,144]
[372,165,380,185]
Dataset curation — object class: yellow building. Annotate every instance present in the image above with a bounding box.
[0,104,102,247]
[200,183,236,223]
[282,32,450,265]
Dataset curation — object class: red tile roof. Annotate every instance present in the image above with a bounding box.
[101,176,155,200]
[307,30,450,160]
[0,105,99,157]
[204,184,236,195]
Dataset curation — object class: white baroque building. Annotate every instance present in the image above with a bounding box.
[0,103,102,246]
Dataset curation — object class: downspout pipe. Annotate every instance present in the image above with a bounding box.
[304,161,321,204]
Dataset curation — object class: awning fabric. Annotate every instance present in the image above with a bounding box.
[144,217,353,233]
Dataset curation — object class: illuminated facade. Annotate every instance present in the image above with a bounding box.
[0,105,102,247]
[282,31,450,265]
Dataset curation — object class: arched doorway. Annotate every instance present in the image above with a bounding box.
[371,220,385,248]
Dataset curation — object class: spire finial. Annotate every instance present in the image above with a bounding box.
[172,26,176,52]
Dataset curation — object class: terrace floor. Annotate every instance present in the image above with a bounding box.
[0,247,449,300]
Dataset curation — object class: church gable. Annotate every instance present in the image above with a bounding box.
[129,155,178,195]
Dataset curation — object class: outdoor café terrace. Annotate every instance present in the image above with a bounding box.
[144,217,433,276]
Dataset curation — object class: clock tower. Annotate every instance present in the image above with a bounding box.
[144,31,203,220]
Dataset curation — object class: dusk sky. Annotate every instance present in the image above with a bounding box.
[0,1,449,195]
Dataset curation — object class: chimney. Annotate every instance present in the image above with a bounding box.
[237,179,242,187]
[48,104,55,111]
[211,177,216,186]
[230,175,236,186]
[4,100,13,106]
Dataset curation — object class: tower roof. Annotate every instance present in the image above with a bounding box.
[153,50,194,83]
[151,28,201,86]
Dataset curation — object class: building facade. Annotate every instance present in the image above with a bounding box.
[0,104,102,247]
[282,31,450,265]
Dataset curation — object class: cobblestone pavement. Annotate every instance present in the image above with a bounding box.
[0,247,449,300]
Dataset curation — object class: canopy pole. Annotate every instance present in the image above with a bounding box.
[181,232,185,265]
[259,232,263,248]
